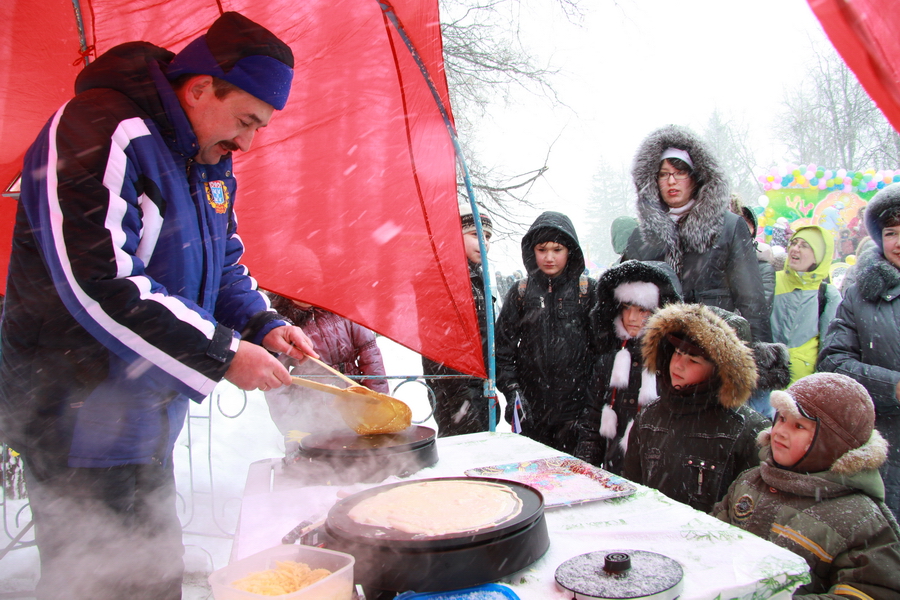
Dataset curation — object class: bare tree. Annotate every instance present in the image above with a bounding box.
[440,0,583,234]
[701,109,761,205]
[778,46,899,170]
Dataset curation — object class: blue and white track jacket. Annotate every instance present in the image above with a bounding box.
[0,42,285,467]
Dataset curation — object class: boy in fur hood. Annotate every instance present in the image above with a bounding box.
[623,303,770,512]
[575,260,682,473]
[713,373,900,598]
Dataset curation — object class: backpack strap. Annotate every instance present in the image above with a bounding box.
[818,281,827,319]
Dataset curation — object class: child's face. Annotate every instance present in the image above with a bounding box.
[771,411,818,468]
[669,348,715,388]
[463,229,490,264]
[534,242,568,277]
[621,303,653,337]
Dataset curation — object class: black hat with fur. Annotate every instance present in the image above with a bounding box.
[593,261,682,354]
[705,306,791,393]
[642,303,758,408]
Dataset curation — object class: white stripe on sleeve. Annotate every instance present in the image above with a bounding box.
[45,108,218,393]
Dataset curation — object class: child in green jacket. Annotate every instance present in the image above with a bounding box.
[713,373,900,597]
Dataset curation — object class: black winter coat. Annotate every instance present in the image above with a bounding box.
[576,260,682,473]
[495,212,598,453]
[818,247,900,520]
[423,260,498,436]
[623,392,769,512]
[624,212,770,342]
[622,303,766,512]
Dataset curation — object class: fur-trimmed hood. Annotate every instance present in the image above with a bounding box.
[641,303,757,408]
[631,125,731,275]
[865,181,900,252]
[855,245,900,302]
[593,261,682,353]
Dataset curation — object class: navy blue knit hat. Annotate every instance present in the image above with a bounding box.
[166,12,294,110]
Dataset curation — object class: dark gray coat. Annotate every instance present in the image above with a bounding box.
[818,247,900,520]
[622,125,771,343]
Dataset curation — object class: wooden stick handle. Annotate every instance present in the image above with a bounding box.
[303,355,359,387]
[290,376,363,399]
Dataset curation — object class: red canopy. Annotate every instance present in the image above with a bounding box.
[808,0,900,133]
[0,0,486,377]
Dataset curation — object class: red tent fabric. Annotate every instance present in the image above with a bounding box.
[808,0,900,133]
[0,0,486,377]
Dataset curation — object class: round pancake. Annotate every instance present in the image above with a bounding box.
[347,480,523,536]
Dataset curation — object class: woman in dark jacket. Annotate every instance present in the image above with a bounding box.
[622,125,771,343]
[818,183,900,520]
[495,211,599,453]
[575,260,682,473]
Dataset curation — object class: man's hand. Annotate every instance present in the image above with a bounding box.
[224,340,293,392]
[262,325,318,362]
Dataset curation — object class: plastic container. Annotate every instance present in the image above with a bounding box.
[208,544,355,600]
[394,583,521,599]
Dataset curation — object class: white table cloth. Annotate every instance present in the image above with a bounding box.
[233,432,809,599]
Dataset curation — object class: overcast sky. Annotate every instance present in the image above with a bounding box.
[470,0,830,274]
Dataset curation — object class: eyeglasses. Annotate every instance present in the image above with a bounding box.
[788,238,812,251]
[657,170,690,181]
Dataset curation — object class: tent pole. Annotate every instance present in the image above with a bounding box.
[379,1,499,432]
[70,0,91,66]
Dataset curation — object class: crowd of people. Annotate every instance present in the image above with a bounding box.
[1,9,899,599]
[477,125,900,596]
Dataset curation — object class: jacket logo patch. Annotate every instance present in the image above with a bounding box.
[733,494,754,522]
[205,180,230,214]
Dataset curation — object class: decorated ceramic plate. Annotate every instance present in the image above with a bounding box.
[465,456,636,508]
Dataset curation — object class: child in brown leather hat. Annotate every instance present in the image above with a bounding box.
[713,373,900,597]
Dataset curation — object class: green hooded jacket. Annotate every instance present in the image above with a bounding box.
[771,226,841,382]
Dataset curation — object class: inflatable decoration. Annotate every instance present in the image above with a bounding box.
[754,164,890,246]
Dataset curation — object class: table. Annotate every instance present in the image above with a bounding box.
[233,432,810,599]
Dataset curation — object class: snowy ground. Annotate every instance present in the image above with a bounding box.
[0,337,509,598]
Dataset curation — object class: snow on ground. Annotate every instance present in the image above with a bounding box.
[0,337,508,598]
